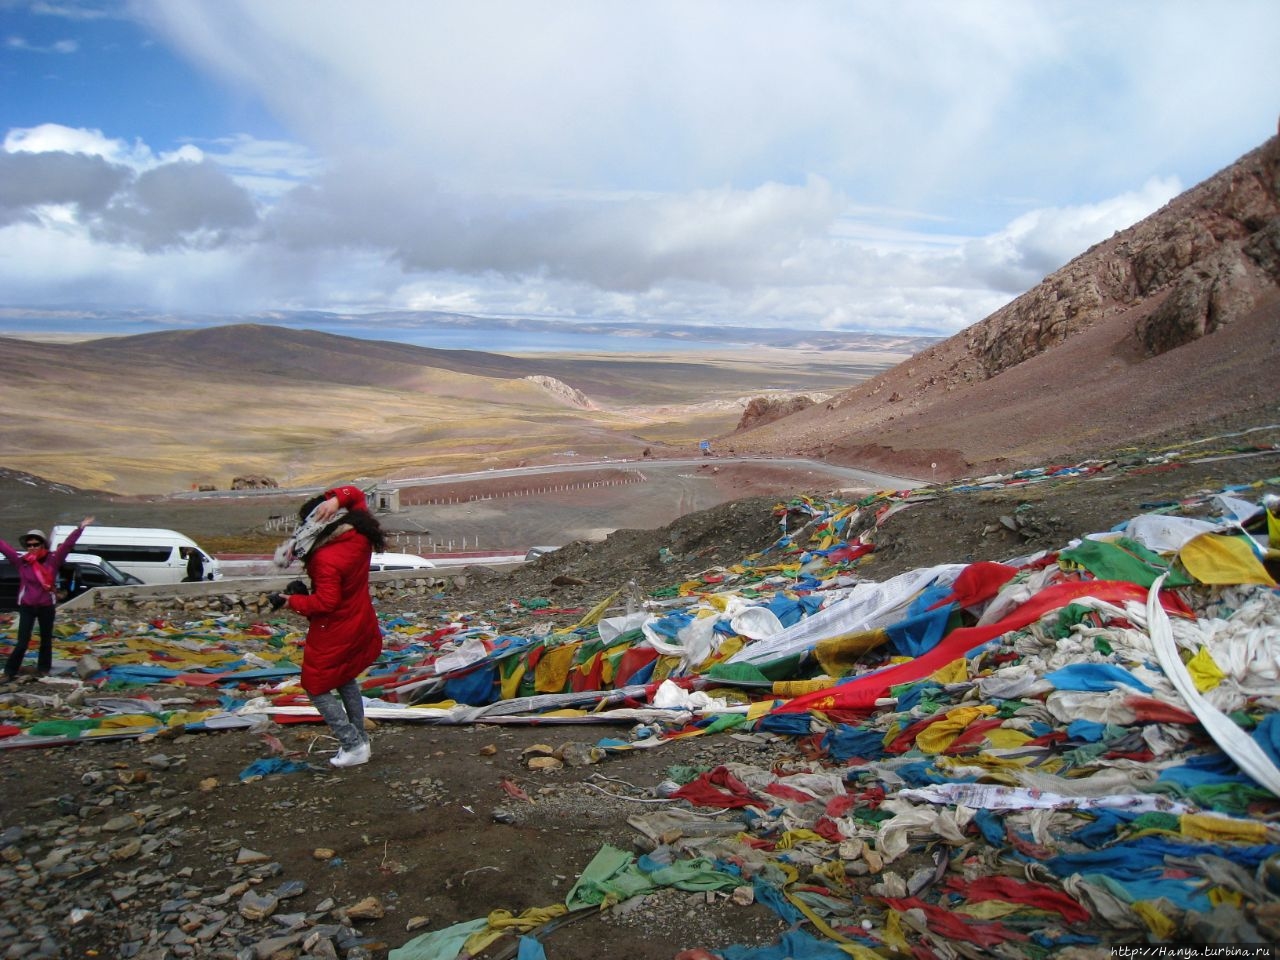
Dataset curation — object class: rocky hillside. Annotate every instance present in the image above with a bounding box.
[729,133,1280,480]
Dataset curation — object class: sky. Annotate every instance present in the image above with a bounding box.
[1,0,1278,340]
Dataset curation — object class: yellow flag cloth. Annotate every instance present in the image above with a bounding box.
[533,642,580,693]
[500,661,526,701]
[929,658,970,684]
[984,728,1033,749]
[165,710,218,727]
[1186,646,1225,693]
[915,705,998,754]
[813,859,847,888]
[486,904,568,931]
[696,635,744,672]
[1179,532,1277,587]
[1209,888,1244,907]
[776,829,826,850]
[815,629,888,676]
[882,911,911,954]
[97,714,160,729]
[1132,901,1177,940]
[563,588,620,631]
[651,655,680,684]
[1180,812,1267,844]
[772,679,837,697]
[463,904,569,955]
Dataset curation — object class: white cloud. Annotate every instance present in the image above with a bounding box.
[5,123,155,167]
[3,34,78,53]
[959,177,1182,293]
[0,121,1216,333]
[4,1,1279,334]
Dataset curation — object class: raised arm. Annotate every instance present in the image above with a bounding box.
[52,516,94,565]
[312,485,368,521]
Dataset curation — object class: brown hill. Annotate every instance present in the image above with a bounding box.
[0,325,900,493]
[727,134,1280,480]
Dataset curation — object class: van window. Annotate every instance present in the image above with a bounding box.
[79,544,176,563]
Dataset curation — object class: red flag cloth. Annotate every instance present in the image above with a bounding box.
[1127,694,1199,724]
[878,897,1027,946]
[946,875,1090,923]
[928,561,1019,610]
[828,543,874,563]
[763,782,821,803]
[671,765,760,809]
[614,646,659,686]
[774,580,1188,715]
[884,715,939,754]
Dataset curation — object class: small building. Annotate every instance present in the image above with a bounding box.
[372,484,401,514]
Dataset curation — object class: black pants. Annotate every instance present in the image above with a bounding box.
[5,605,56,677]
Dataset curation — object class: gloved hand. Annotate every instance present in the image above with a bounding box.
[267,592,288,611]
[284,579,310,596]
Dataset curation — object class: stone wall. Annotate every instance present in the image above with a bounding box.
[62,570,449,619]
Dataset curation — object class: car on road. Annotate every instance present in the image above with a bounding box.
[0,552,144,611]
[524,546,561,561]
[369,552,436,572]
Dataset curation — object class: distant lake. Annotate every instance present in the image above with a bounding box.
[6,316,752,354]
[314,320,749,354]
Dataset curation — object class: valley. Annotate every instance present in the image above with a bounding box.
[0,327,911,496]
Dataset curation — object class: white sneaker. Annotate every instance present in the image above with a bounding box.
[330,742,371,768]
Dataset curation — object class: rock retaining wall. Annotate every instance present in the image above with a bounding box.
[62,570,450,618]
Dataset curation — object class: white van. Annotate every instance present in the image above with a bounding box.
[369,552,436,571]
[49,525,222,585]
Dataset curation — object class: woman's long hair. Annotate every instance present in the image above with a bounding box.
[298,495,387,553]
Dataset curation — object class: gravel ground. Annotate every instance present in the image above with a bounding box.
[1,415,1278,959]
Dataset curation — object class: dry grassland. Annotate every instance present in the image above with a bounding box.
[0,329,907,495]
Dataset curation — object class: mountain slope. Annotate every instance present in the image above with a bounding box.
[728,134,1280,479]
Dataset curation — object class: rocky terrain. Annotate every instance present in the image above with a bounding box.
[1,409,1277,960]
[728,134,1280,481]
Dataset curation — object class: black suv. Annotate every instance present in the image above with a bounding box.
[0,553,144,611]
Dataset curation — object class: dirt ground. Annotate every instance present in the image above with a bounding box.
[1,414,1279,959]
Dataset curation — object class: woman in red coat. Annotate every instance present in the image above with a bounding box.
[271,486,385,768]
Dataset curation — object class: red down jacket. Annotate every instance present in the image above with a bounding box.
[287,526,381,695]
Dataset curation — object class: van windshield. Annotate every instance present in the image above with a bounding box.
[95,557,136,581]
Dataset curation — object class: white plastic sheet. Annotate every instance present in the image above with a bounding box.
[1123,514,1222,553]
[726,563,965,666]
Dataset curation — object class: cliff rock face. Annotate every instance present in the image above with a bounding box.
[728,133,1280,479]
[967,137,1280,377]
[736,396,816,431]
[523,375,594,409]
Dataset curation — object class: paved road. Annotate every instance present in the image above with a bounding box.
[162,457,923,555]
[383,457,920,491]
[170,457,919,502]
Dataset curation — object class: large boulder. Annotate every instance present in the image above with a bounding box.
[231,475,280,490]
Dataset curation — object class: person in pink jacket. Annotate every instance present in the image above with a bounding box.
[2,515,94,681]
[270,486,385,768]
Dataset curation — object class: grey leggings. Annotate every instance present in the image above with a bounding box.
[310,680,368,751]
